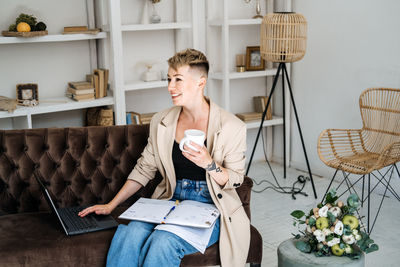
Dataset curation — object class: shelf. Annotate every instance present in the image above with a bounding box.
[124,80,168,91]
[121,22,191,32]
[0,32,107,44]
[0,96,114,119]
[245,116,283,129]
[208,18,262,26]
[210,68,278,80]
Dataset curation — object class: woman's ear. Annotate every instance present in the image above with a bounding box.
[197,76,207,90]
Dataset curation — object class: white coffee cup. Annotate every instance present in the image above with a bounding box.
[179,129,205,152]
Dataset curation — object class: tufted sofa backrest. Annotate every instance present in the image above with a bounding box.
[0,125,162,215]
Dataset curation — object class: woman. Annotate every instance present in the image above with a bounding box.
[79,49,250,267]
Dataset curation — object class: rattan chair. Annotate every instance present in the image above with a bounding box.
[318,88,400,234]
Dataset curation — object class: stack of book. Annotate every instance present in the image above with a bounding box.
[66,82,95,101]
[126,112,156,125]
[86,69,109,99]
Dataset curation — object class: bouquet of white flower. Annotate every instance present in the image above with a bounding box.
[291,189,378,259]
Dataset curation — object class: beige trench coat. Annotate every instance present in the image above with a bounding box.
[127,99,250,267]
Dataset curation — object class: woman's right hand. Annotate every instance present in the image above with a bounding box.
[78,203,113,217]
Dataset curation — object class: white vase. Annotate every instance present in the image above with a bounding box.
[141,0,150,24]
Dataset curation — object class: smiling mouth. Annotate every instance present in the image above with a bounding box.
[171,93,181,97]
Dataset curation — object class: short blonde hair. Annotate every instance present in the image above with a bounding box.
[168,48,209,77]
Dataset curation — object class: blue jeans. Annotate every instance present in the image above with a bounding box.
[106,179,220,267]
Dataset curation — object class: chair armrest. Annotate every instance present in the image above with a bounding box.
[318,128,365,164]
[376,141,400,168]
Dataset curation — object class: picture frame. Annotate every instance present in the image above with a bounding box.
[16,83,39,106]
[245,46,265,71]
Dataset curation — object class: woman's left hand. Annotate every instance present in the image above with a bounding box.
[182,141,212,169]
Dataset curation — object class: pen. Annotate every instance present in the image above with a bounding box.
[162,200,179,223]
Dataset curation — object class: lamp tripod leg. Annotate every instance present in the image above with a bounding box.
[282,64,318,199]
[282,64,286,178]
[246,63,283,176]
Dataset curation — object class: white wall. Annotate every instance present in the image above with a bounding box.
[289,0,400,181]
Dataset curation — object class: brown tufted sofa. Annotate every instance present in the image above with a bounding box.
[0,124,262,267]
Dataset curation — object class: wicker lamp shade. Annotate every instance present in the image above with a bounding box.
[261,12,307,63]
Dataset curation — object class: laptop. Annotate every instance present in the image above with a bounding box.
[34,173,119,236]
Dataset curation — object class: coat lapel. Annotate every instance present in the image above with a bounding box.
[157,106,181,189]
[207,99,222,157]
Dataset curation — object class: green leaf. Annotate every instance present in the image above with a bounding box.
[292,234,301,239]
[309,209,314,216]
[365,244,379,253]
[327,211,336,223]
[291,210,305,219]
[347,194,359,208]
[326,190,338,204]
[308,216,316,226]
[299,220,306,224]
[348,252,361,260]
[321,245,329,254]
[343,225,352,236]
[295,241,311,253]
[328,188,337,197]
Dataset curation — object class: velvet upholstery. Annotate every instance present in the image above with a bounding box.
[0,125,262,266]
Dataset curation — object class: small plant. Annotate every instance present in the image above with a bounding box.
[8,13,47,32]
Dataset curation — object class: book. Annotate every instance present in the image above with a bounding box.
[119,198,219,254]
[253,96,272,120]
[63,26,88,32]
[140,112,156,124]
[67,87,94,95]
[93,73,100,98]
[126,113,132,125]
[67,93,95,101]
[101,68,109,97]
[68,81,93,90]
[119,198,220,229]
[236,112,265,122]
[94,69,105,98]
[86,74,94,86]
[126,111,141,125]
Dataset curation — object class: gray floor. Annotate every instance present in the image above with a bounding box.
[247,160,400,267]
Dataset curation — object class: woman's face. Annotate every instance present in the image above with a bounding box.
[167,65,203,107]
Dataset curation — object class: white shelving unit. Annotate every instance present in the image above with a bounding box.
[0,32,107,44]
[0,28,111,129]
[108,0,199,125]
[0,96,113,129]
[206,0,290,166]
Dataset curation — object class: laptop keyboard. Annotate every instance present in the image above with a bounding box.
[59,206,99,231]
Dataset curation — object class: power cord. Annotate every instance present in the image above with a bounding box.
[250,127,309,200]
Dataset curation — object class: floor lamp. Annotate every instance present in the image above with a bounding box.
[246,12,318,199]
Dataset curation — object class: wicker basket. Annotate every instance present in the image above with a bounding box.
[1,31,48,37]
[86,107,114,126]
[260,12,307,63]
[0,96,17,112]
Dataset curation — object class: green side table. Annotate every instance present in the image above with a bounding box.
[277,238,365,267]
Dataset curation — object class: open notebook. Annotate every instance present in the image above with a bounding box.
[118,197,219,228]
